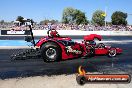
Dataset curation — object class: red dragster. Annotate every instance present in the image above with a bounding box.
[35,29,122,62]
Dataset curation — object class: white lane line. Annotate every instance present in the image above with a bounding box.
[0,46,31,49]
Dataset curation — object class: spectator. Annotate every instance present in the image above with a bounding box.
[0,22,132,31]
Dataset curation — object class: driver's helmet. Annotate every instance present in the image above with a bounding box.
[89,41,96,45]
[50,29,59,37]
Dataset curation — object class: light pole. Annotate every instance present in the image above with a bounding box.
[127,14,132,27]
[105,7,107,28]
[105,0,108,28]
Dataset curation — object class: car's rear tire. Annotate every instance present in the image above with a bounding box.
[41,42,61,62]
[108,48,117,57]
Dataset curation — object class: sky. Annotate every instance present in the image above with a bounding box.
[0,0,132,24]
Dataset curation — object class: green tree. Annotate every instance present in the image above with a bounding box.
[62,7,88,25]
[111,11,127,25]
[40,19,49,25]
[62,7,75,24]
[106,22,112,26]
[92,10,105,26]
[0,20,5,25]
[16,16,24,23]
[40,19,58,25]
[74,10,88,25]
[50,20,58,24]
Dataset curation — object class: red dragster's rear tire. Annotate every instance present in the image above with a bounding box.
[41,42,61,62]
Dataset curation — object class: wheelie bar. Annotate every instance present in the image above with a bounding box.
[10,49,42,61]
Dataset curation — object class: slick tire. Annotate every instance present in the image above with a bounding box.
[76,76,86,85]
[41,42,61,62]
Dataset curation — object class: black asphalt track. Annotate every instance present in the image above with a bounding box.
[0,36,132,79]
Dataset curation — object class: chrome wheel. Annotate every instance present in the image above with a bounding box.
[109,48,116,57]
[46,48,56,59]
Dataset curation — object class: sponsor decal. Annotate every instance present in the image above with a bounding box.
[76,66,131,85]
[7,30,25,34]
[66,46,82,54]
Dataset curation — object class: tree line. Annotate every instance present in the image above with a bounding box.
[62,7,128,26]
[0,7,128,26]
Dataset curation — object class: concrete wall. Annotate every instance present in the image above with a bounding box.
[32,30,132,36]
[0,30,132,36]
